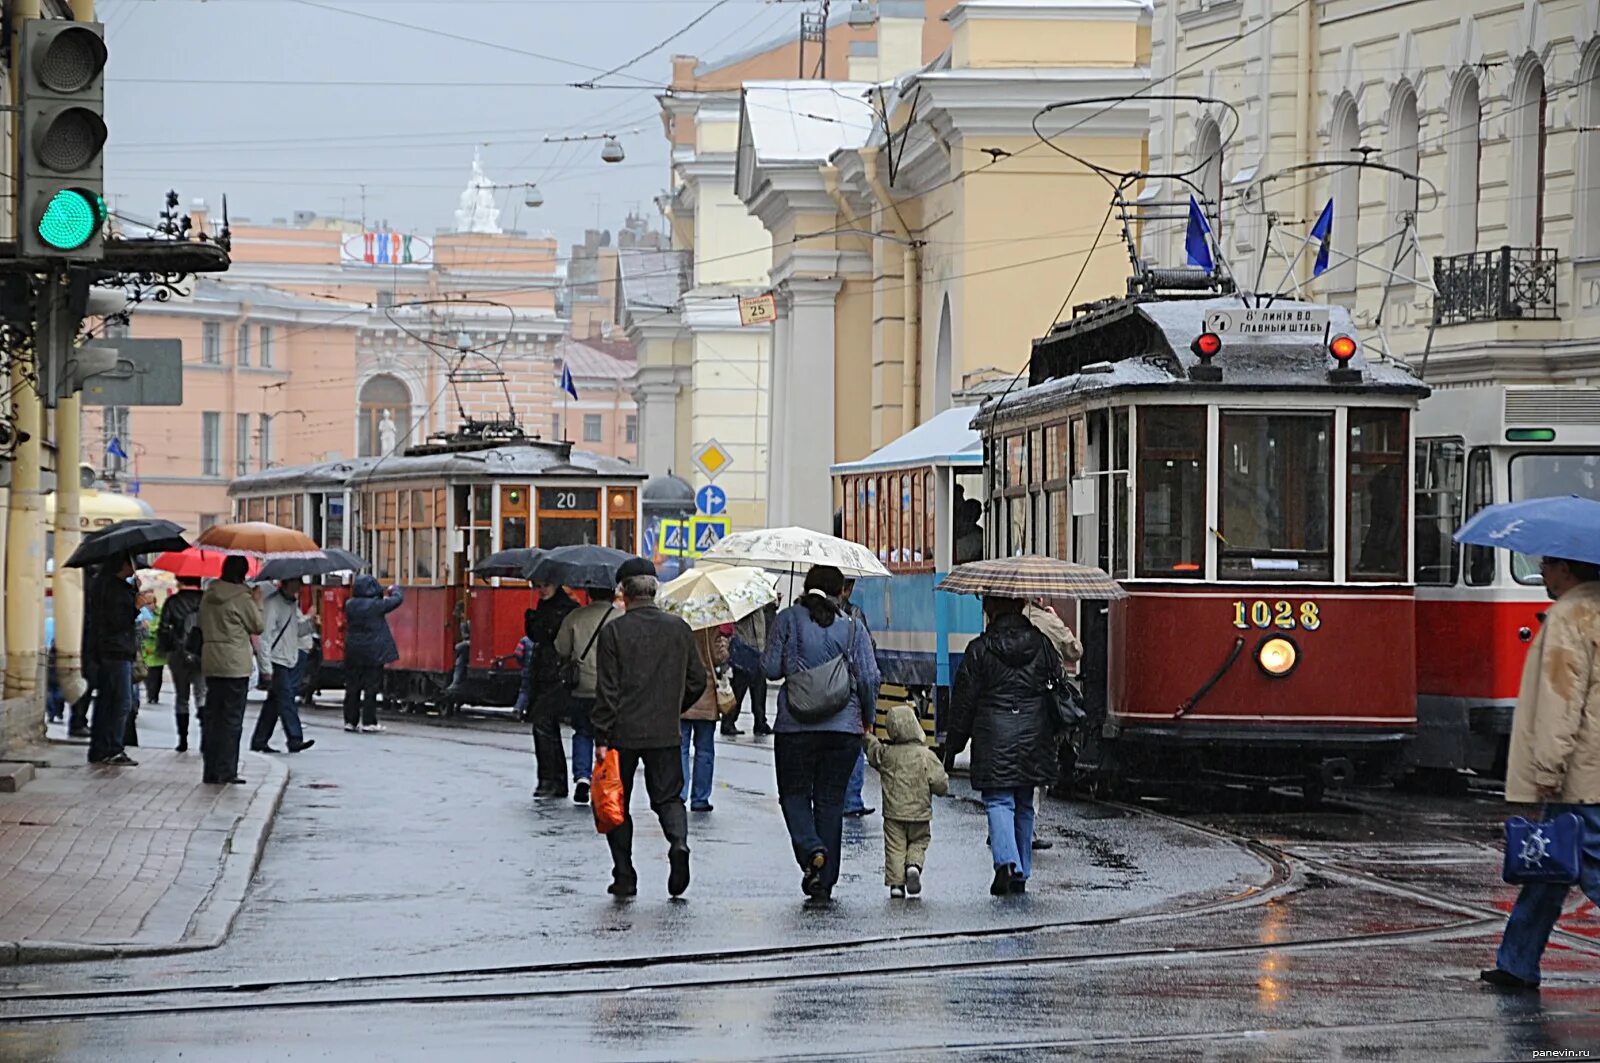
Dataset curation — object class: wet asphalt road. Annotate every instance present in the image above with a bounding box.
[1,699,1598,1061]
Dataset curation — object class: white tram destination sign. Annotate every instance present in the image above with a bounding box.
[1204,307,1331,336]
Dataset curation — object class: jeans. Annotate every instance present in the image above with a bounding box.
[605,746,688,883]
[844,749,869,813]
[201,676,249,782]
[343,662,383,727]
[531,684,569,789]
[168,656,206,715]
[252,651,307,749]
[450,640,470,688]
[87,659,134,763]
[774,731,859,891]
[983,787,1037,880]
[570,696,595,783]
[680,719,716,807]
[728,661,768,731]
[1495,803,1600,983]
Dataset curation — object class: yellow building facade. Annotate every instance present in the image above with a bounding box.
[737,0,1152,529]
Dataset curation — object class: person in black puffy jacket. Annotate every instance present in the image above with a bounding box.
[342,574,403,733]
[944,596,1064,897]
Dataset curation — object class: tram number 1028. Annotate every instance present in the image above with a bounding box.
[1230,600,1322,632]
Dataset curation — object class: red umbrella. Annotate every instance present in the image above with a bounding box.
[150,548,261,580]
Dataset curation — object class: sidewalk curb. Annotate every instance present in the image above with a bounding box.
[0,753,290,967]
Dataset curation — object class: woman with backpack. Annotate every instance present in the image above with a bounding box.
[762,565,881,904]
[155,577,205,753]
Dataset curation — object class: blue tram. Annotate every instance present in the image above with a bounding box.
[831,406,988,737]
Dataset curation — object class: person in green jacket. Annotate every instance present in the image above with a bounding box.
[142,594,165,706]
[865,703,949,898]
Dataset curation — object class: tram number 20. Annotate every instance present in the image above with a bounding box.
[1231,600,1322,632]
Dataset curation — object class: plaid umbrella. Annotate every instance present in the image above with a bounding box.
[937,556,1128,600]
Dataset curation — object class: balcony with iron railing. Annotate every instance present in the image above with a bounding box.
[1433,246,1559,326]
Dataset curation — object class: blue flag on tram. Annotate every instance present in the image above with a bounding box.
[560,364,579,401]
[1310,198,1335,278]
[1184,195,1214,272]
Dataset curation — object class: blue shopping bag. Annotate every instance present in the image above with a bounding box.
[1502,813,1583,885]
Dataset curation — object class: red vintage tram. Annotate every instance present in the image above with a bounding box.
[229,428,646,712]
[979,281,1428,799]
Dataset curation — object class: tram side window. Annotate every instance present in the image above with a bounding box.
[1413,438,1464,586]
[954,471,984,564]
[1137,406,1206,578]
[1348,410,1408,582]
[1509,453,1600,584]
[1464,448,1495,586]
[608,487,638,553]
[1219,413,1333,581]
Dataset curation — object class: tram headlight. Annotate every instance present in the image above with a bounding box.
[1256,636,1298,678]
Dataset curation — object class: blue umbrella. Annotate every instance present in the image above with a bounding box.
[1454,495,1600,566]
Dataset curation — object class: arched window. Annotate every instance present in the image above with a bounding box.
[1326,95,1361,293]
[1509,56,1549,247]
[1446,71,1482,255]
[1387,84,1421,276]
[1192,117,1223,236]
[1579,43,1600,259]
[359,374,412,458]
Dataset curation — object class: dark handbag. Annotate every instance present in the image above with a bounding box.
[1503,813,1583,885]
[1044,675,1087,731]
[785,619,857,725]
[560,608,613,691]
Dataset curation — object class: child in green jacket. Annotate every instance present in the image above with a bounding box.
[866,703,949,898]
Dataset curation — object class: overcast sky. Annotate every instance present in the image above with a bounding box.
[101,0,801,253]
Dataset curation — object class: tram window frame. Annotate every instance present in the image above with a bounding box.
[1217,411,1334,582]
[1464,448,1495,586]
[954,469,984,565]
[413,529,434,583]
[1347,409,1409,583]
[501,484,530,551]
[1136,405,1207,579]
[923,469,935,564]
[1413,437,1465,587]
[608,486,638,553]
[1508,452,1600,584]
[536,486,601,549]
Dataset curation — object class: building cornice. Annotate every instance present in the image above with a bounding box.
[946,0,1152,29]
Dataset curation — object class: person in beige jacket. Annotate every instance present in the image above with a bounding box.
[1482,557,1600,990]
[679,626,730,812]
[197,556,265,786]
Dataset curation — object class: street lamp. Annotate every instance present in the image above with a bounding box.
[524,185,544,208]
[601,137,626,164]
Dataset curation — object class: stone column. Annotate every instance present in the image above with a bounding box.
[776,277,842,532]
[766,293,794,527]
[634,376,682,478]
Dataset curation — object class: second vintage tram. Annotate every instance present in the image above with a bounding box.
[230,428,646,711]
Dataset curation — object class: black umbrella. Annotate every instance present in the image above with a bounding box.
[66,519,188,569]
[527,545,633,590]
[255,548,367,582]
[473,547,547,580]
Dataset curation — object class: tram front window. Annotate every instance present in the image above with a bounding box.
[537,487,600,548]
[1219,413,1332,580]
[1509,452,1600,583]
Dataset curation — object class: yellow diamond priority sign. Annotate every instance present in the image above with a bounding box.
[693,438,733,481]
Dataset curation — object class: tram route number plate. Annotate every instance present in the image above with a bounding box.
[1231,599,1323,631]
[1204,307,1330,336]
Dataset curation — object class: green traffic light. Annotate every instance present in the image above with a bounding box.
[37,188,104,251]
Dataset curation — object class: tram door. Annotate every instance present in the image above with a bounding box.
[1069,409,1126,723]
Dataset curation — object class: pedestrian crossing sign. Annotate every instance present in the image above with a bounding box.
[660,519,689,557]
[690,516,730,556]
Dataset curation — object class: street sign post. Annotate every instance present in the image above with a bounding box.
[695,484,727,516]
[693,439,733,481]
[690,516,731,556]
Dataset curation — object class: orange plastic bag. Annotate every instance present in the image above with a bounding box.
[592,748,626,834]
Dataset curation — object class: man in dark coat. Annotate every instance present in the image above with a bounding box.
[526,583,578,798]
[342,574,403,733]
[945,596,1063,896]
[86,554,140,765]
[592,558,707,898]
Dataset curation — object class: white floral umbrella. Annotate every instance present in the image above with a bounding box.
[659,567,777,630]
[698,527,890,579]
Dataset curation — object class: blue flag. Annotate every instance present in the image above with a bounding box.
[107,437,128,460]
[559,364,579,401]
[1310,198,1334,278]
[1185,195,1214,272]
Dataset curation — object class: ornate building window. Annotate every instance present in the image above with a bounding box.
[1387,83,1420,276]
[1447,71,1482,255]
[359,374,412,458]
[1580,43,1600,259]
[1509,56,1549,248]
[1326,94,1361,294]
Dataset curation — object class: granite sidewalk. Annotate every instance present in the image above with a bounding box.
[0,733,287,965]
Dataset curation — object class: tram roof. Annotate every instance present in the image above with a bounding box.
[348,441,644,486]
[229,457,380,497]
[830,406,983,474]
[989,295,1427,423]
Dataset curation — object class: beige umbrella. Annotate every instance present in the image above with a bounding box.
[195,521,324,560]
[659,566,777,630]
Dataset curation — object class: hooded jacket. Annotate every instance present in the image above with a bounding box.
[1506,580,1600,805]
[343,574,404,667]
[866,704,949,821]
[945,611,1063,790]
[199,580,264,679]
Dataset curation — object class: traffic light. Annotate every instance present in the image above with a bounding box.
[17,19,108,262]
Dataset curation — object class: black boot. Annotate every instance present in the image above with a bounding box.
[175,712,189,753]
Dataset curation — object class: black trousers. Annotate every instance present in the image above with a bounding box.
[728,665,768,730]
[343,663,382,727]
[606,746,688,882]
[531,683,569,788]
[144,664,163,704]
[201,676,249,782]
